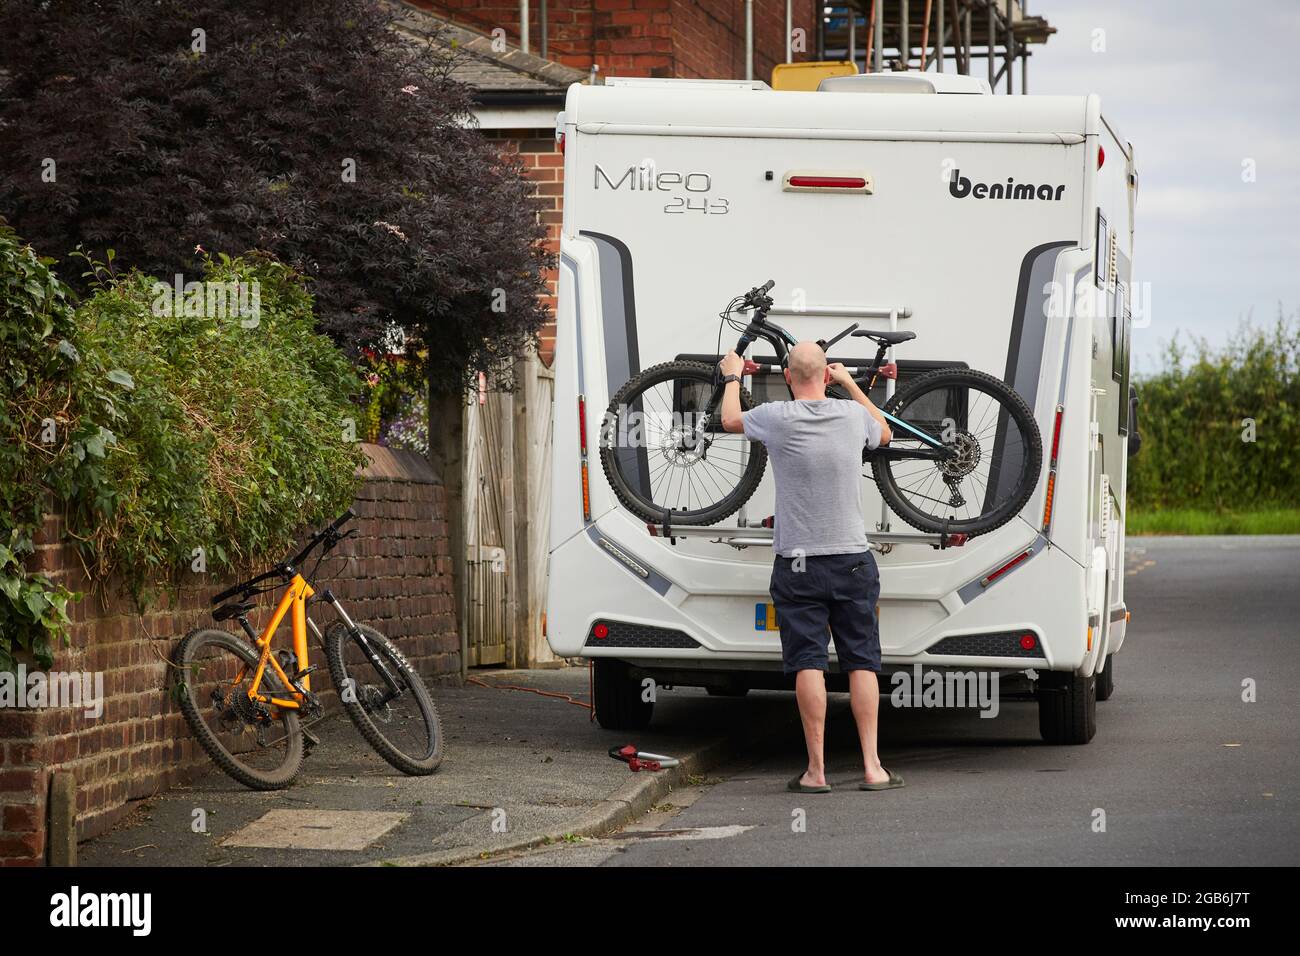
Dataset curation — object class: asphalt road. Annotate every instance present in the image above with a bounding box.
[487,536,1300,867]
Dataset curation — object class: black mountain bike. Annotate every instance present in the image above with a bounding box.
[175,510,442,790]
[599,280,1043,537]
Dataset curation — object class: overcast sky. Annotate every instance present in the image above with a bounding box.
[1024,0,1300,371]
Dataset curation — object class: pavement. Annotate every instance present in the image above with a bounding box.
[80,535,1300,868]
[77,666,793,867]
[482,535,1300,867]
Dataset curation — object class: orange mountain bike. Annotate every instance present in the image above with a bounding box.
[175,509,443,790]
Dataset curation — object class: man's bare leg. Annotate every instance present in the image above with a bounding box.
[848,670,890,785]
[794,669,828,787]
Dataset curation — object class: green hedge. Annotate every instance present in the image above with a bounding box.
[1,228,364,669]
[1129,316,1300,511]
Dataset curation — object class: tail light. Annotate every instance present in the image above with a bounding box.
[1042,404,1064,532]
[592,622,609,639]
[788,175,867,189]
[979,548,1033,588]
[578,395,591,522]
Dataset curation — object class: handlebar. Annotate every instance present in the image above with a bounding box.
[741,279,776,311]
[210,508,356,605]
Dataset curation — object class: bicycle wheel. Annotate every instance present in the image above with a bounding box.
[871,368,1042,536]
[324,622,443,775]
[175,628,304,790]
[599,361,768,525]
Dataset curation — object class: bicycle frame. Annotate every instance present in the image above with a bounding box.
[239,574,316,712]
[718,306,951,457]
[223,577,407,718]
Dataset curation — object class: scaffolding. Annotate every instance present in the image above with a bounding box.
[818,0,1056,93]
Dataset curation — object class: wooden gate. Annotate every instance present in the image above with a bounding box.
[464,384,512,667]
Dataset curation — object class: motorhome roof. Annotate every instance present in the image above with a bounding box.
[566,75,1100,140]
[816,72,991,95]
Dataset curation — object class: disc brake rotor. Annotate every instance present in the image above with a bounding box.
[939,431,982,480]
[659,425,709,466]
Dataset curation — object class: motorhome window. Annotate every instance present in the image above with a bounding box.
[1117,302,1132,436]
[1095,211,1108,287]
[673,355,967,409]
[1111,282,1127,383]
[669,376,726,435]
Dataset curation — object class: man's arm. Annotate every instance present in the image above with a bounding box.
[827,363,891,445]
[719,349,746,434]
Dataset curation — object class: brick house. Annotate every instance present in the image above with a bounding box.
[400,0,820,364]
[397,1,819,673]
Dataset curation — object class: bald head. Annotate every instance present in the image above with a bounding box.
[787,341,828,389]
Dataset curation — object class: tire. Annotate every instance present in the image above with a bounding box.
[592,659,654,731]
[600,361,768,526]
[175,628,304,790]
[1096,653,1115,701]
[324,622,443,775]
[871,368,1042,537]
[1038,671,1097,744]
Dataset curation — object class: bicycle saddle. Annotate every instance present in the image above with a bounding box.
[213,600,255,622]
[852,330,917,346]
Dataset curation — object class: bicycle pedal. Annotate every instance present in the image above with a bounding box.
[302,727,321,753]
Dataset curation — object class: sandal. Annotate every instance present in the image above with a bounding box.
[859,769,905,791]
[787,773,832,794]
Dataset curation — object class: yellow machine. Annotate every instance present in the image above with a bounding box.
[771,61,857,91]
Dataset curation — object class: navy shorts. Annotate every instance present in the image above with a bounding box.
[769,551,881,675]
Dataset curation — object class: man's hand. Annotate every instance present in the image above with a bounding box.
[827,362,855,388]
[719,350,744,379]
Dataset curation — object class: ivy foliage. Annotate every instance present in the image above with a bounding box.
[1,224,364,669]
[0,226,123,669]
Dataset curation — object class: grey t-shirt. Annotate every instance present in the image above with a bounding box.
[742,399,883,558]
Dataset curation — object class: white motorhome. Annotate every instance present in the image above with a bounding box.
[546,72,1138,744]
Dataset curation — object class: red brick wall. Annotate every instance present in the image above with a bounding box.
[412,0,818,82]
[0,444,457,865]
[487,129,562,366]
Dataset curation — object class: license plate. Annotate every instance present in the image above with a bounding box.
[754,603,779,631]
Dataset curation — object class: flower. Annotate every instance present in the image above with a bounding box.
[373,220,408,242]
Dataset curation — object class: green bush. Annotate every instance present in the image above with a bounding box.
[0,226,124,668]
[1129,314,1300,511]
[74,251,366,594]
[0,227,364,669]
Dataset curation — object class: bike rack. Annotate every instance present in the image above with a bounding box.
[646,518,967,552]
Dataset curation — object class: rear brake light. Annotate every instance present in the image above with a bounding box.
[979,549,1032,588]
[592,622,609,639]
[577,395,588,456]
[788,175,867,189]
[1098,145,1105,168]
[1049,404,1064,467]
[1019,633,1037,651]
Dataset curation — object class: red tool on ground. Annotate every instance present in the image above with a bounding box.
[609,744,680,772]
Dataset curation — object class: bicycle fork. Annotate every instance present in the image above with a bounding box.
[312,590,407,707]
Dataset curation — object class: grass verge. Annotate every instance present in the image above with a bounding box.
[1127,508,1300,535]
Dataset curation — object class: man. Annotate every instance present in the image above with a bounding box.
[719,342,904,793]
